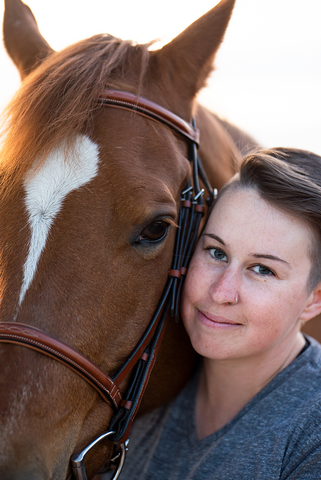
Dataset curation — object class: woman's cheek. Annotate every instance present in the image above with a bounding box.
[181,267,201,329]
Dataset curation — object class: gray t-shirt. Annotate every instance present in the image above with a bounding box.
[118,336,321,480]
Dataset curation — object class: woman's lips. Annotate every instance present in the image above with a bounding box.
[198,310,242,329]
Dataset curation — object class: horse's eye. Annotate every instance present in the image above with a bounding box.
[138,221,169,243]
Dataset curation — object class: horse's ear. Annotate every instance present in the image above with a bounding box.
[3,0,54,80]
[155,0,236,102]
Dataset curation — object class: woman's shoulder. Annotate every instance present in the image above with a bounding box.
[283,336,321,426]
[276,335,321,389]
[280,389,321,479]
[254,336,321,415]
[293,335,321,384]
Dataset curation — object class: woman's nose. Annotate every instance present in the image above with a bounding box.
[208,267,239,306]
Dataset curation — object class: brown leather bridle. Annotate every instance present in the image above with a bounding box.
[0,90,213,480]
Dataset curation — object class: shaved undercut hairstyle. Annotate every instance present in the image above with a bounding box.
[215,147,321,291]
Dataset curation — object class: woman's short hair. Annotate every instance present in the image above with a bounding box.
[216,147,321,291]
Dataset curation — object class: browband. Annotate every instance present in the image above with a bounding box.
[98,89,200,145]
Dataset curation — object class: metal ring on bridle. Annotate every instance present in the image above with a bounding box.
[71,431,127,480]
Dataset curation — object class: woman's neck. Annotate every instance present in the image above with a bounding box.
[195,332,306,440]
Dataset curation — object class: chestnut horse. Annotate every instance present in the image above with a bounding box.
[0,0,262,479]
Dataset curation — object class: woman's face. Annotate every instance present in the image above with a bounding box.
[182,187,319,363]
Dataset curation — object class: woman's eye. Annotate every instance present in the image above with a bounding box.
[209,248,227,261]
[138,221,169,243]
[252,265,274,276]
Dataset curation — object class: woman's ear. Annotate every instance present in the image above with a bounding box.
[300,283,321,323]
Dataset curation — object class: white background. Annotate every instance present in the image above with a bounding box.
[1,0,321,154]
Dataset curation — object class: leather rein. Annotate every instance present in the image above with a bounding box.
[0,89,213,480]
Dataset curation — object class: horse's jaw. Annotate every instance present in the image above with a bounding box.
[0,352,116,479]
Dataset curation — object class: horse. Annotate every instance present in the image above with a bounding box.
[0,0,262,478]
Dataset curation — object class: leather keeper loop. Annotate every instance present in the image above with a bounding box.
[120,400,133,410]
[194,205,205,214]
[168,269,181,279]
[182,200,192,208]
[180,267,188,276]
[140,352,149,362]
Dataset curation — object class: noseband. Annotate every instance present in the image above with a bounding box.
[0,90,214,480]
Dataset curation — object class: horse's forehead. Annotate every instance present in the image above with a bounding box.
[92,107,191,187]
[100,147,190,220]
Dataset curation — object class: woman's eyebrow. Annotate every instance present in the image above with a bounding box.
[251,253,292,268]
[202,233,225,245]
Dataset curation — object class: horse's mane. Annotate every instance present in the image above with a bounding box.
[0,35,151,196]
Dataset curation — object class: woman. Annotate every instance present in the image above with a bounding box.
[120,147,321,479]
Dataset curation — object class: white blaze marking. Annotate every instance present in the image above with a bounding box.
[19,135,100,307]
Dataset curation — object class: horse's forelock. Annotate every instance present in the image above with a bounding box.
[0,35,151,198]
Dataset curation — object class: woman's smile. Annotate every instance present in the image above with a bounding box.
[198,310,242,329]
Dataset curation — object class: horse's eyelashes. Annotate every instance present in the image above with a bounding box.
[137,221,170,244]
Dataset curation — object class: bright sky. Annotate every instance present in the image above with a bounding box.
[1,0,321,154]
